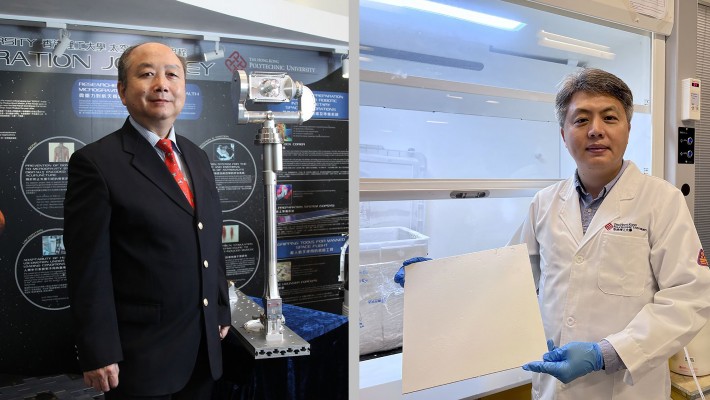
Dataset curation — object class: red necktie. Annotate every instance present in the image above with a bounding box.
[156,139,194,208]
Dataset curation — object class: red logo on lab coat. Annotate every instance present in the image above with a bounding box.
[605,223,613,231]
[698,249,708,267]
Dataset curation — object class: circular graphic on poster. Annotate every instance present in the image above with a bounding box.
[15,228,69,310]
[0,208,6,236]
[201,137,257,212]
[20,136,86,220]
[222,219,260,289]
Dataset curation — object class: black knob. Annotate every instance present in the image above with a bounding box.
[681,184,691,196]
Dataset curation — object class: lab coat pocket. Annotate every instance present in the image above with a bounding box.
[597,233,649,297]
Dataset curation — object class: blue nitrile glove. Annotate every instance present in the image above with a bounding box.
[522,339,603,384]
[394,257,432,287]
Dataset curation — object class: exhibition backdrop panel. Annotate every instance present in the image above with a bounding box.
[0,26,348,375]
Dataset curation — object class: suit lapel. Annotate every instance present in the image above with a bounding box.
[120,120,194,215]
[176,135,206,211]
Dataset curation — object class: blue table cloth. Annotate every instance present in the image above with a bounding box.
[216,299,348,400]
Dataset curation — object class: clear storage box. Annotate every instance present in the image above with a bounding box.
[359,226,429,355]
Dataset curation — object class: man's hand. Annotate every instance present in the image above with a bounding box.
[219,325,230,340]
[522,339,603,384]
[83,363,119,392]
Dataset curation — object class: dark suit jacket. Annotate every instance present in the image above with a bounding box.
[64,119,231,396]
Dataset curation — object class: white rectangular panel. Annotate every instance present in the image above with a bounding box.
[401,244,547,393]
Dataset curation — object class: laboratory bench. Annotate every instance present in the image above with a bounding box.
[671,371,710,400]
[361,355,709,400]
[360,353,533,400]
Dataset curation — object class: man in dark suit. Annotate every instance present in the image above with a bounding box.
[64,42,231,399]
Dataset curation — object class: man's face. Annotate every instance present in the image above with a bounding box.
[117,43,185,136]
[561,91,630,179]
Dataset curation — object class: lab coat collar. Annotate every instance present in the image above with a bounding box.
[558,162,640,249]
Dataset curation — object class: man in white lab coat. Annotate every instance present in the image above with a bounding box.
[509,68,710,400]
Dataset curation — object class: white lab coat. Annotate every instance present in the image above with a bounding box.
[509,162,710,400]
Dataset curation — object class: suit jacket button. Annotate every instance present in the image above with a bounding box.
[203,298,209,306]
[197,222,204,230]
[203,260,209,268]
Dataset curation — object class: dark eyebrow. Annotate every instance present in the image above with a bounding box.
[598,105,621,114]
[570,105,620,116]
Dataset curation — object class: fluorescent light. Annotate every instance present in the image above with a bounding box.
[426,120,448,124]
[485,100,500,104]
[538,30,610,51]
[446,94,463,100]
[367,0,525,31]
[537,30,615,60]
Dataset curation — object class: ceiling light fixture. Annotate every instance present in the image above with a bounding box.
[52,28,71,58]
[202,35,224,62]
[341,53,350,79]
[537,30,615,60]
[46,22,71,58]
[367,0,525,31]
